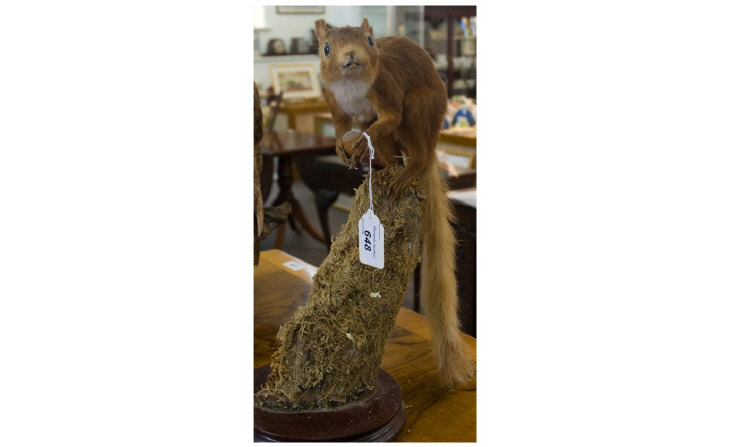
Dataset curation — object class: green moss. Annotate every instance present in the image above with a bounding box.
[255,165,425,410]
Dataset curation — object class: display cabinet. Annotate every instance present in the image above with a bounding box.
[423,6,477,98]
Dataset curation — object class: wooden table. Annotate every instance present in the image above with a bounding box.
[308,154,477,250]
[278,98,331,133]
[313,111,476,147]
[439,128,477,147]
[254,249,477,442]
[260,130,336,248]
[313,112,335,136]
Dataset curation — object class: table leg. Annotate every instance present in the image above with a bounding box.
[315,189,339,251]
[271,154,327,246]
[272,155,296,230]
[273,223,287,250]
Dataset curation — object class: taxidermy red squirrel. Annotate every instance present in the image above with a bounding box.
[315,18,475,388]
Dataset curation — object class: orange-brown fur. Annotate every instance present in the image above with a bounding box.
[315,18,475,387]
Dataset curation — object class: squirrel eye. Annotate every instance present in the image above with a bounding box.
[368,36,374,46]
[324,42,330,56]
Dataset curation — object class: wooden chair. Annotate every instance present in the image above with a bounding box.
[265,90,284,132]
[260,90,284,203]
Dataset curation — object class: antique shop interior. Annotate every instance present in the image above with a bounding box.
[254,5,476,331]
[253,5,476,441]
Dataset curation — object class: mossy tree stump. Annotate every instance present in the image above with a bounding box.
[255,165,425,410]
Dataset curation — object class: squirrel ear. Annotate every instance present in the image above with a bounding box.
[360,18,373,35]
[314,19,328,39]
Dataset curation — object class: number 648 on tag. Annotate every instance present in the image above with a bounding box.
[359,210,384,269]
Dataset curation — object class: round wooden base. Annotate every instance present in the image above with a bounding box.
[254,365,405,442]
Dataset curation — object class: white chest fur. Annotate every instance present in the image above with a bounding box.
[327,78,377,124]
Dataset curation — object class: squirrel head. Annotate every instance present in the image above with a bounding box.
[315,18,378,84]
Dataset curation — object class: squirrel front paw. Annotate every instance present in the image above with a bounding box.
[349,135,369,163]
[336,132,368,168]
[335,138,354,166]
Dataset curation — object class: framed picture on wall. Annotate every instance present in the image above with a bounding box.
[276,6,325,14]
[269,63,321,99]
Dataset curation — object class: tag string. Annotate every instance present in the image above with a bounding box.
[362,131,375,212]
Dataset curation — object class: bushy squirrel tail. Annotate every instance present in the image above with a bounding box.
[420,166,476,388]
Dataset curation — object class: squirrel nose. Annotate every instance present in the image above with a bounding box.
[345,51,356,59]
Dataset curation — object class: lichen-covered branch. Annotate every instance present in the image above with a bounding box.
[255,165,424,410]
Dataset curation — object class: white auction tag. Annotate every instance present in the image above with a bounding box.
[358,132,385,269]
[359,208,384,269]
